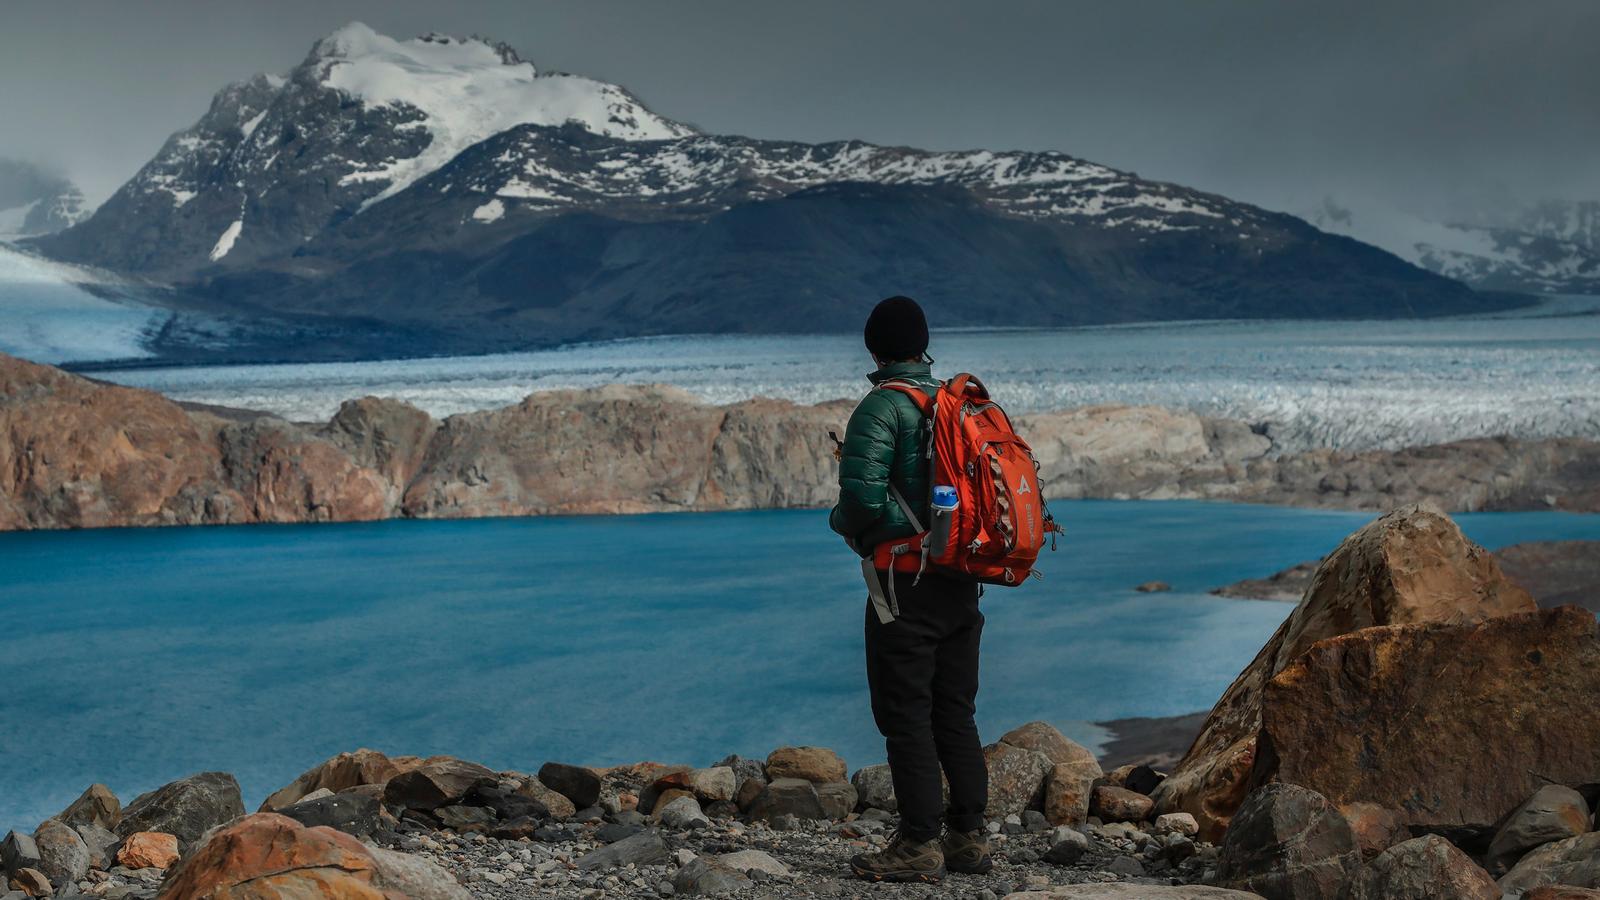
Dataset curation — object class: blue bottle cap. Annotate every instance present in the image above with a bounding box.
[932,485,960,510]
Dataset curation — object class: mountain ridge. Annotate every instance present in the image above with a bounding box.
[31,23,1524,362]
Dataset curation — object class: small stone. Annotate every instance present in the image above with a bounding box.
[1107,855,1145,876]
[1022,810,1049,833]
[1043,833,1087,865]
[113,833,177,871]
[537,762,602,810]
[1090,785,1154,823]
[684,768,737,804]
[575,831,668,871]
[657,796,709,831]
[1154,812,1199,837]
[8,868,51,898]
[595,823,645,844]
[672,857,750,895]
[716,849,790,878]
[1134,581,1171,592]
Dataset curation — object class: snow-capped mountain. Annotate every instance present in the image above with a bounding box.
[34,23,1512,361]
[0,160,87,236]
[1309,198,1600,295]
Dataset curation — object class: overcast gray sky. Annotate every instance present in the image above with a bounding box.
[2,0,1595,218]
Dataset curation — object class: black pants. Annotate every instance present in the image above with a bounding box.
[864,569,987,841]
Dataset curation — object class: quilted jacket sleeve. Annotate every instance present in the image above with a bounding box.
[829,391,897,553]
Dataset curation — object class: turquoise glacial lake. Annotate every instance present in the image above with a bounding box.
[3,501,1598,830]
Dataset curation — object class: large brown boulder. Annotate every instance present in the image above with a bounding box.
[260,749,417,812]
[1257,607,1600,843]
[1154,506,1536,840]
[156,812,468,899]
[383,758,497,811]
[54,784,121,830]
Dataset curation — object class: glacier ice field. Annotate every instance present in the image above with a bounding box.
[86,297,1600,453]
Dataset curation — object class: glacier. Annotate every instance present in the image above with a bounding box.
[0,243,162,364]
[91,296,1600,454]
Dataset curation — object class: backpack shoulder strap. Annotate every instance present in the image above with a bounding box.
[875,379,936,417]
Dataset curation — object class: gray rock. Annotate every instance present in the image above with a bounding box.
[72,823,117,870]
[1487,785,1592,874]
[713,755,766,788]
[1343,835,1498,900]
[537,762,601,809]
[715,849,790,878]
[684,768,737,804]
[116,772,244,847]
[1499,831,1600,895]
[672,857,751,895]
[576,831,668,871]
[746,778,825,822]
[850,764,896,812]
[433,805,496,832]
[595,823,645,843]
[657,796,709,830]
[31,820,90,888]
[1023,810,1050,833]
[1212,783,1359,900]
[1107,855,1145,876]
[383,759,497,811]
[1044,832,1088,865]
[366,844,472,900]
[279,791,388,837]
[815,782,858,821]
[1,831,41,876]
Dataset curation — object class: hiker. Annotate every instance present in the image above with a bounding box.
[829,295,992,883]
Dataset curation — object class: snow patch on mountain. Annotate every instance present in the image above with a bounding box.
[209,219,243,261]
[312,22,695,208]
[0,243,160,363]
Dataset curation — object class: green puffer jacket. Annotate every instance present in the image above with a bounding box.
[829,360,942,558]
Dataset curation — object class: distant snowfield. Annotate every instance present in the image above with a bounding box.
[93,297,1600,453]
[0,242,161,363]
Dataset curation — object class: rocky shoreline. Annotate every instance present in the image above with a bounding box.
[5,505,1598,900]
[4,352,1600,531]
[1211,540,1600,611]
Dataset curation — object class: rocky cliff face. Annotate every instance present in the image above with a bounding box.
[3,352,1598,531]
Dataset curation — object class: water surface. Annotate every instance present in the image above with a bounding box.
[4,501,1598,831]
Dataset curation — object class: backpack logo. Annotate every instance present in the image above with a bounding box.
[1016,475,1032,495]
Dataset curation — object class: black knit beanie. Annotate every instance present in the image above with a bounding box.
[863,295,929,361]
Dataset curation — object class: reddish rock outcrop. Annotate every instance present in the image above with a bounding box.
[5,352,1600,531]
[1257,606,1600,843]
[116,832,179,870]
[1154,506,1536,841]
[157,812,467,899]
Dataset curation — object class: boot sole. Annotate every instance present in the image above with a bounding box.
[849,863,946,884]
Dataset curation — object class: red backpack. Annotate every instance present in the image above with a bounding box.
[872,373,1063,589]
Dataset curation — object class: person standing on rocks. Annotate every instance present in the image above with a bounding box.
[829,295,991,883]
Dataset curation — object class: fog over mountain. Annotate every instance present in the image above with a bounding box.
[2,0,1595,224]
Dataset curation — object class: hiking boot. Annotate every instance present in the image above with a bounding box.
[849,831,946,883]
[942,828,994,874]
